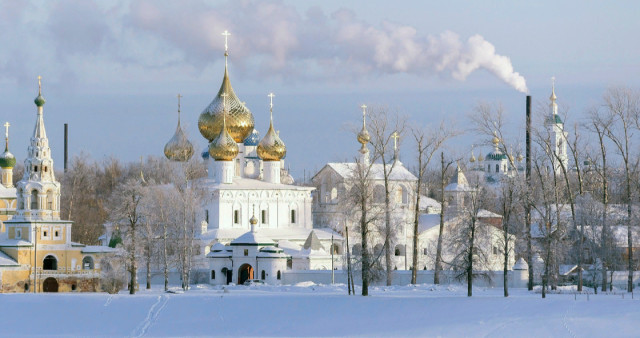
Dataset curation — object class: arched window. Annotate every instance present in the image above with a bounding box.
[277,270,281,280]
[17,189,23,209]
[47,190,54,210]
[374,244,383,256]
[287,258,293,269]
[352,244,362,256]
[331,244,341,255]
[374,185,385,204]
[233,210,240,224]
[395,244,405,256]
[82,256,94,270]
[31,190,38,210]
[261,270,266,280]
[290,210,296,224]
[211,270,216,279]
[43,255,57,270]
[261,210,267,224]
[330,187,338,202]
[496,164,500,173]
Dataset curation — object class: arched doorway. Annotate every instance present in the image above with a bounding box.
[43,277,58,292]
[238,264,253,285]
[43,255,57,270]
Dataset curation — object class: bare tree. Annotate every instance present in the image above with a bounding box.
[368,107,406,286]
[410,122,458,284]
[145,185,176,291]
[600,87,640,292]
[434,152,454,284]
[586,109,614,291]
[110,179,146,295]
[449,181,488,297]
[343,156,379,296]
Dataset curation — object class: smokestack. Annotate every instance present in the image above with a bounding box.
[525,95,533,290]
[526,96,531,180]
[64,123,68,172]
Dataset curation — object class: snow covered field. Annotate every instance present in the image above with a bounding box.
[0,283,637,337]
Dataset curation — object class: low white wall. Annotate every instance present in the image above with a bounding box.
[283,269,530,288]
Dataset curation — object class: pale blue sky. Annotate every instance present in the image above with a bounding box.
[1,0,638,177]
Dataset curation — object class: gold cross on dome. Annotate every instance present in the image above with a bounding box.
[177,94,182,112]
[361,104,367,116]
[268,93,275,110]
[37,75,42,94]
[391,131,400,151]
[4,122,9,139]
[222,30,231,52]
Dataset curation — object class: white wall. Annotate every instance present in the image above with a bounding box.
[282,269,529,288]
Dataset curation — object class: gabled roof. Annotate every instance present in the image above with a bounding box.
[303,230,325,251]
[316,162,417,182]
[445,167,473,192]
[0,250,19,266]
[230,230,275,246]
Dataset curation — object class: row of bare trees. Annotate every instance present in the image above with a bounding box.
[472,86,640,295]
[342,86,639,297]
[45,154,207,294]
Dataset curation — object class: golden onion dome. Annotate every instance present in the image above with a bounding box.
[492,132,500,146]
[469,153,476,163]
[198,66,254,143]
[257,120,286,162]
[357,126,370,145]
[208,110,239,161]
[164,101,194,162]
[478,154,484,162]
[357,104,370,145]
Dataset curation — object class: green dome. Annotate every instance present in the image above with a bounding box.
[0,149,16,168]
[547,114,563,125]
[34,94,45,107]
[486,151,508,161]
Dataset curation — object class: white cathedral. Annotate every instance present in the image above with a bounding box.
[164,33,341,285]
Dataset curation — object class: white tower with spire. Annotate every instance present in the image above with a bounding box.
[15,76,62,221]
[546,77,568,174]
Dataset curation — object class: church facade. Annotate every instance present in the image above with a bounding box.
[0,79,114,293]
[163,33,342,285]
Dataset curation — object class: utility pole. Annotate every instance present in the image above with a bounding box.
[331,234,335,284]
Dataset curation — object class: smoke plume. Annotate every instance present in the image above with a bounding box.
[0,0,528,92]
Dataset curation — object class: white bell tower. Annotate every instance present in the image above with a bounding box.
[546,77,568,174]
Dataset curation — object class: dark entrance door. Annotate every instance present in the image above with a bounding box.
[238,264,253,285]
[224,269,233,285]
[43,277,58,292]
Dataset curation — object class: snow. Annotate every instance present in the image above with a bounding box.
[324,162,417,181]
[0,250,18,266]
[1,284,638,337]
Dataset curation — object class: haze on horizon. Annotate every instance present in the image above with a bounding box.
[1,0,638,178]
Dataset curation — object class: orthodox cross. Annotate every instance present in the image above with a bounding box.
[268,92,275,120]
[391,131,400,152]
[37,75,42,94]
[4,122,9,139]
[222,30,231,67]
[177,94,182,123]
[222,30,231,52]
[360,104,367,126]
